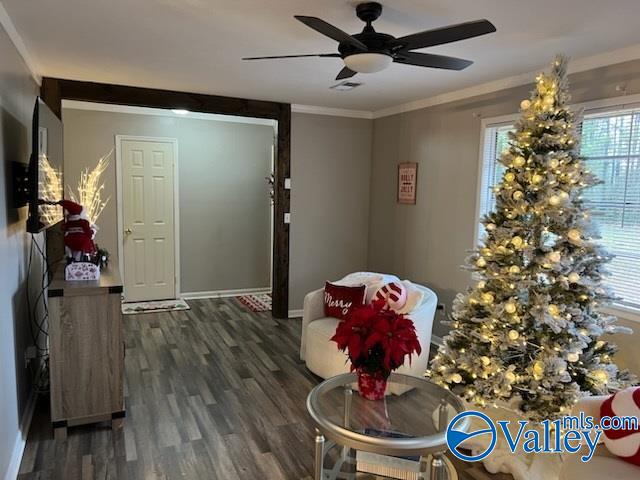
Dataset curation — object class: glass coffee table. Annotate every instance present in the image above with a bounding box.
[307,373,468,480]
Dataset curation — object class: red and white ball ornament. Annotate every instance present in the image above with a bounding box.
[600,386,640,466]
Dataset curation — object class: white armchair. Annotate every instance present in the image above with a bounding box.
[299,280,437,385]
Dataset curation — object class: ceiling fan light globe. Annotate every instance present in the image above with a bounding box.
[343,53,392,73]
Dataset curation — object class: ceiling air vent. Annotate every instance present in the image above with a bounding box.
[330,81,363,91]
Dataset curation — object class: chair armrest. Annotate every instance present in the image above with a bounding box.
[300,288,325,360]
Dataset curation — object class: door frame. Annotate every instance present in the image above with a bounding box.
[42,78,290,318]
[115,135,180,301]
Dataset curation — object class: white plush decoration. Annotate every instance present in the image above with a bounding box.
[372,282,407,311]
[601,386,640,466]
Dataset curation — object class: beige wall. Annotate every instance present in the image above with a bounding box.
[367,59,640,374]
[0,24,41,478]
[290,113,373,310]
[62,109,273,294]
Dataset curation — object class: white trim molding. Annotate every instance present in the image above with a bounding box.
[0,1,40,85]
[291,104,373,119]
[4,390,37,480]
[182,287,270,300]
[115,135,181,301]
[63,100,277,127]
[288,309,303,319]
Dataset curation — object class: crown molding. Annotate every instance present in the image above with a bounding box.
[372,43,640,119]
[292,103,373,119]
[62,100,278,126]
[0,1,41,85]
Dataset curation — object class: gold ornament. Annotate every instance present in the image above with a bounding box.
[520,99,531,110]
[513,156,526,167]
[477,281,486,289]
[567,229,581,241]
[451,373,463,384]
[486,223,496,231]
[511,236,523,248]
[547,251,561,263]
[505,371,516,383]
[512,190,524,201]
[532,361,545,380]
[549,195,561,206]
[505,172,516,182]
[509,265,520,274]
[481,356,491,366]
[568,272,580,283]
[591,370,608,384]
[531,174,543,184]
[476,257,487,268]
[548,304,560,317]
[505,301,517,314]
[549,159,559,169]
[567,352,579,362]
[481,292,495,304]
[508,330,519,340]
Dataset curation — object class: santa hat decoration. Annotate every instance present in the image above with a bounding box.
[59,200,83,216]
[372,282,408,311]
[600,386,640,466]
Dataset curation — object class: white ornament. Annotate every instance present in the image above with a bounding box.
[568,272,580,283]
[486,223,496,231]
[567,353,579,362]
[548,195,561,206]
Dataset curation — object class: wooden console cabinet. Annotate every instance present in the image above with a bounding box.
[48,265,125,441]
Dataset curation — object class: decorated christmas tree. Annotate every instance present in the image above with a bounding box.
[429,56,634,421]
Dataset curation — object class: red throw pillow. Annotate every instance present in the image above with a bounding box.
[600,386,640,466]
[324,282,366,320]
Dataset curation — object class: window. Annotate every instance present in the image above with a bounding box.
[478,105,640,311]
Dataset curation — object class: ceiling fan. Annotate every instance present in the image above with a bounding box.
[243,2,496,81]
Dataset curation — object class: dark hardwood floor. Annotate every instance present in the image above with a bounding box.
[18,298,511,480]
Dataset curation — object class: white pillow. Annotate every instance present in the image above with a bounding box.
[395,280,425,314]
[336,272,401,304]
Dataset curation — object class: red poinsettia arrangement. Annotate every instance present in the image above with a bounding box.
[330,301,422,379]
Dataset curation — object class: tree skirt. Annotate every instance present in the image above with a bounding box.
[237,293,271,312]
[121,299,190,315]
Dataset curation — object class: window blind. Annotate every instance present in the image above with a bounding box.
[478,106,640,310]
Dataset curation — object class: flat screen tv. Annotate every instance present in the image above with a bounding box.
[27,98,64,233]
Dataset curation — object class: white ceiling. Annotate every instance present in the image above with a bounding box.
[4,0,640,112]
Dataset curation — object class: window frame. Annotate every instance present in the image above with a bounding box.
[475,93,640,323]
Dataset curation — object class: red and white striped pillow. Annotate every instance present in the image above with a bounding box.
[372,282,407,311]
[601,386,640,466]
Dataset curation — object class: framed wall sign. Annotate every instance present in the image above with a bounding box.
[397,162,418,204]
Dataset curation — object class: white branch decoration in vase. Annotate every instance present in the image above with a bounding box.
[67,150,112,225]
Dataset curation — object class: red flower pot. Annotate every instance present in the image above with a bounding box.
[357,370,388,400]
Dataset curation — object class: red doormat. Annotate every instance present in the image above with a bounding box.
[237,293,271,312]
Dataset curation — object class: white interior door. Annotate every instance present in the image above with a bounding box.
[120,138,176,302]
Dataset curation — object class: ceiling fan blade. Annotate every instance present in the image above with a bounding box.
[335,66,357,80]
[242,53,341,60]
[393,19,496,51]
[295,15,367,51]
[394,51,473,70]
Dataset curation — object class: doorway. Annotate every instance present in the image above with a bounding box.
[116,136,178,302]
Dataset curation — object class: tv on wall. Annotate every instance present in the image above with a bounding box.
[26,98,64,233]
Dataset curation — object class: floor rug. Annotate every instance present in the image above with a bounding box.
[122,298,190,315]
[237,293,271,312]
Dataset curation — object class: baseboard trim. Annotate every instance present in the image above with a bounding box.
[181,287,271,300]
[431,334,444,347]
[288,309,303,318]
[4,390,37,480]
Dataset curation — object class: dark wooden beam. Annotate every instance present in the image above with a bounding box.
[41,78,291,318]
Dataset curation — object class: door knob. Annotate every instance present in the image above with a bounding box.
[124,228,132,235]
